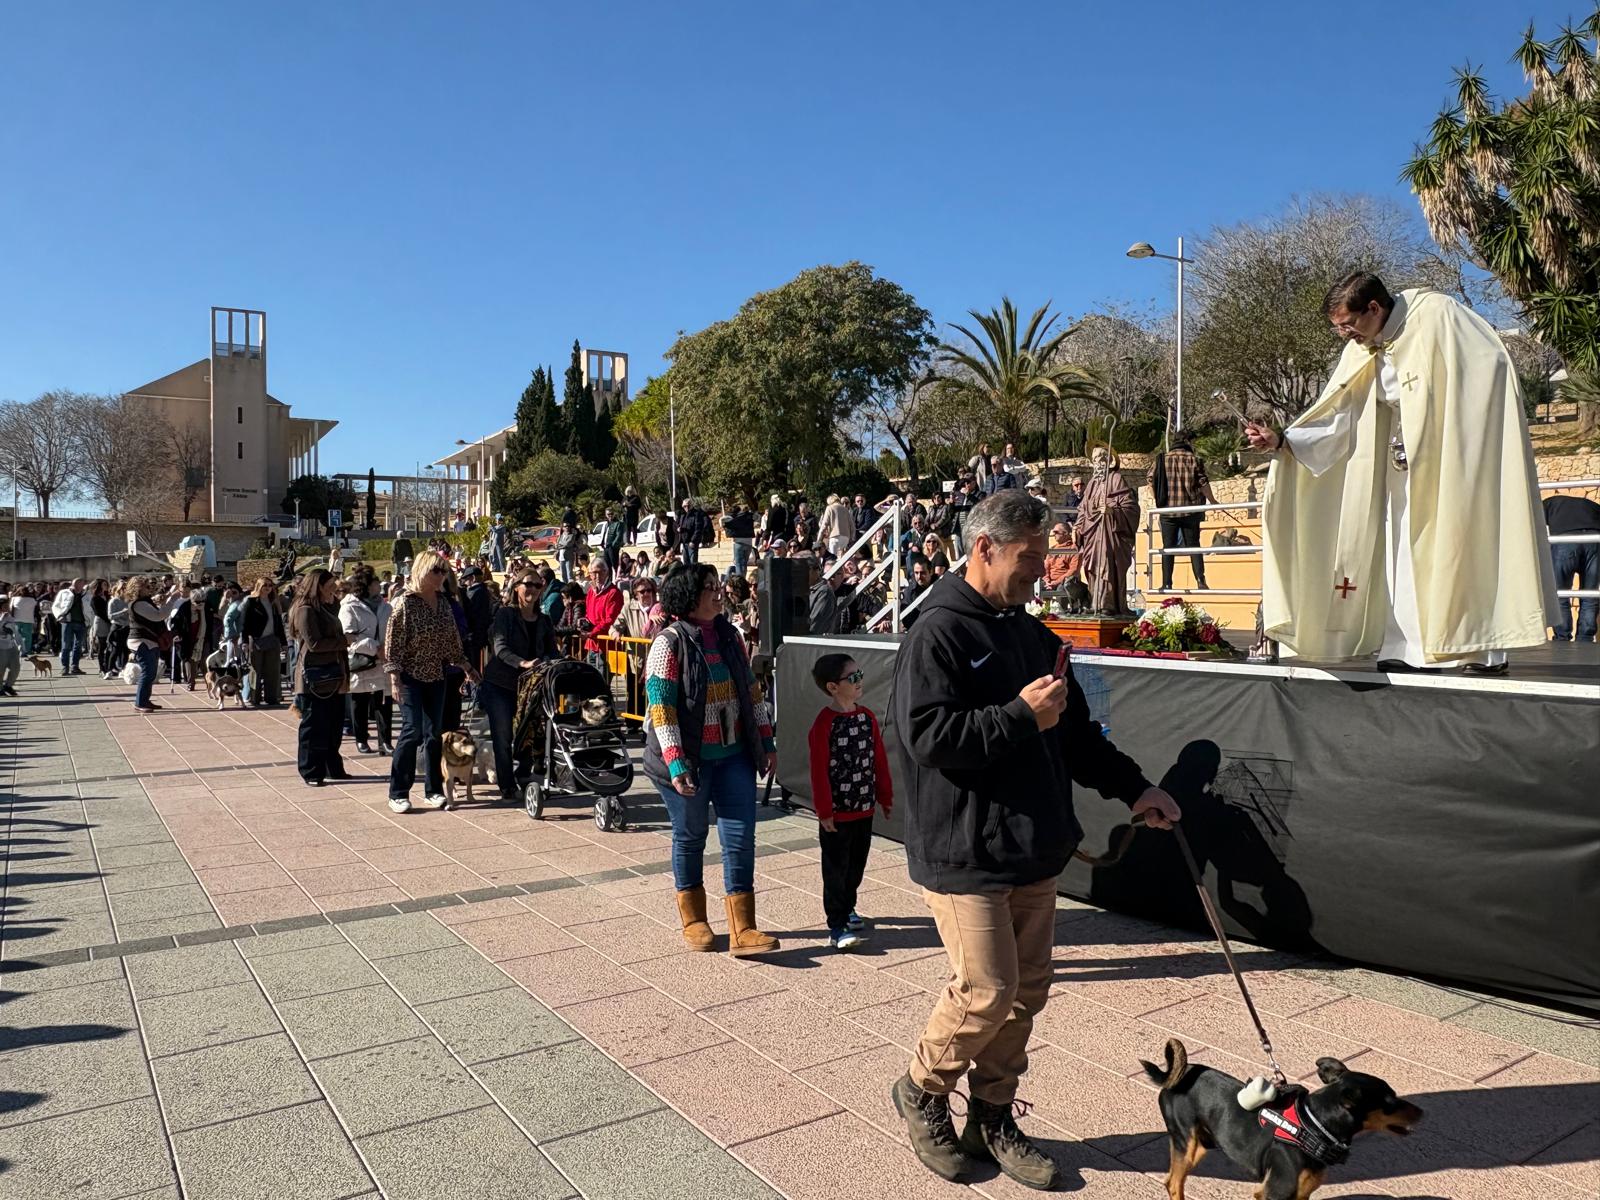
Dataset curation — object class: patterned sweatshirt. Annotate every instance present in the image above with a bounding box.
[806,705,892,823]
[645,617,775,780]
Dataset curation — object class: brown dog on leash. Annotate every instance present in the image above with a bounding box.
[440,730,477,808]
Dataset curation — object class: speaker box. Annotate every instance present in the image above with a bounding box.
[759,556,813,655]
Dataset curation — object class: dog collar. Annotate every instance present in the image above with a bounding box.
[1257,1092,1350,1166]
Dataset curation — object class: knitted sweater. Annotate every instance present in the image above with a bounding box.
[645,617,774,780]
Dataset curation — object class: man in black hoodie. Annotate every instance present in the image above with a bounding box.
[889,489,1179,1190]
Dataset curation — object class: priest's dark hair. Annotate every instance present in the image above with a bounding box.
[1322,272,1394,318]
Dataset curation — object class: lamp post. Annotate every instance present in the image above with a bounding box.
[668,381,678,507]
[1126,238,1194,444]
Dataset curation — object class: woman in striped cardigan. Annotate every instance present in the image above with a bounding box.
[642,563,779,958]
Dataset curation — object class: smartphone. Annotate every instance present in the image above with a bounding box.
[1053,643,1070,680]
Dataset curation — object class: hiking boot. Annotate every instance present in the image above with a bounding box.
[959,1095,1059,1190]
[891,1074,970,1182]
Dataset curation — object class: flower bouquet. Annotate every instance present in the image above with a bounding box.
[1123,597,1233,656]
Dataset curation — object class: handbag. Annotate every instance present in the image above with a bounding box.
[301,660,344,700]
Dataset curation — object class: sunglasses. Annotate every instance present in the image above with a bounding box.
[428,565,448,575]
[836,669,865,685]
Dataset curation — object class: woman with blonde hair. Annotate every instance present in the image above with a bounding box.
[383,550,477,813]
[126,576,184,713]
[289,569,349,786]
[240,576,286,706]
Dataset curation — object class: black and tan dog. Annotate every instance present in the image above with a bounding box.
[1140,1038,1422,1199]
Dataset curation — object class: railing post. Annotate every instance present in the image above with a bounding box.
[891,501,903,634]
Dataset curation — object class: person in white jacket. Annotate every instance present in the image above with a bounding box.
[339,575,393,754]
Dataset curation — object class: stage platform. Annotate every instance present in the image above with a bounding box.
[775,633,1600,1013]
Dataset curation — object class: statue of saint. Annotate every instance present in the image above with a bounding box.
[1072,446,1139,616]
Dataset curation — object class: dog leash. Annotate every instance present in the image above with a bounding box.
[1089,813,1289,1088]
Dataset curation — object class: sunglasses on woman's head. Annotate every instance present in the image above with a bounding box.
[836,669,865,685]
[428,565,448,575]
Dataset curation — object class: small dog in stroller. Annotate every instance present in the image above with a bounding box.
[514,658,635,830]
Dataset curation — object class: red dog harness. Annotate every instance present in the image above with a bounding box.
[1257,1093,1350,1165]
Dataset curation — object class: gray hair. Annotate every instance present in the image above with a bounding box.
[964,490,1049,547]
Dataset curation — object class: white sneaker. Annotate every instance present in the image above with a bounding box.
[420,793,449,810]
[388,796,412,814]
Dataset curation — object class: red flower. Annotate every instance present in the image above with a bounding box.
[1198,622,1221,645]
[1137,620,1158,639]
[1161,597,1185,608]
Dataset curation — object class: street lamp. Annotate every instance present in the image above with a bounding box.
[1126,238,1194,442]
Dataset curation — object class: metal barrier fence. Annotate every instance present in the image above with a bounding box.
[1142,479,1600,601]
[586,632,653,725]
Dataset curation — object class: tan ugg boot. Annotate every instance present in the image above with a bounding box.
[675,887,715,952]
[724,891,779,957]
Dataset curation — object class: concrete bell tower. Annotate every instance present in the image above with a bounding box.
[209,308,268,519]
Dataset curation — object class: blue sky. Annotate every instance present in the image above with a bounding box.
[0,1,1571,478]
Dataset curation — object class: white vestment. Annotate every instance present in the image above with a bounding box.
[1262,290,1558,666]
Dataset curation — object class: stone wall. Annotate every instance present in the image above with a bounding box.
[9,519,268,563]
[1,553,174,586]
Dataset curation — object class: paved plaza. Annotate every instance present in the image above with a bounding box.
[1,673,1596,1200]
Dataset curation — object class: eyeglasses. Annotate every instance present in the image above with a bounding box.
[836,669,865,685]
[428,565,448,575]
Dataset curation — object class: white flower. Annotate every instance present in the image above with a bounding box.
[1157,605,1187,628]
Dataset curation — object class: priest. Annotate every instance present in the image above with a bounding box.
[1073,445,1139,615]
[1246,272,1558,672]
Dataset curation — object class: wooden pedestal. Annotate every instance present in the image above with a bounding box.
[1042,615,1128,649]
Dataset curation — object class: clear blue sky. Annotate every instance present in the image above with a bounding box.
[0,1,1570,478]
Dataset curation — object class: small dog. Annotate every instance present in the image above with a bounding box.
[205,669,244,710]
[1140,1038,1422,1200]
[440,730,477,808]
[1211,527,1251,547]
[580,697,614,726]
[1058,579,1092,615]
[27,655,53,677]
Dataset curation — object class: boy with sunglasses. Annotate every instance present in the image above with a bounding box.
[807,653,892,950]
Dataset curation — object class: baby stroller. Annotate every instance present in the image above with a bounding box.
[514,658,635,830]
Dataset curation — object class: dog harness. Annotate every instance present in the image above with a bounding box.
[1257,1091,1350,1165]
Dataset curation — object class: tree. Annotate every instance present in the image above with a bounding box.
[668,262,935,501]
[562,340,600,465]
[613,374,677,497]
[170,422,211,521]
[69,392,174,518]
[1058,305,1176,428]
[492,366,563,522]
[1402,11,1600,433]
[1184,195,1462,426]
[281,474,353,525]
[365,467,377,529]
[393,473,453,533]
[932,297,1105,449]
[0,391,81,517]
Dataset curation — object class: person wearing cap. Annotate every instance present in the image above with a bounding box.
[482,572,557,803]
[460,564,496,673]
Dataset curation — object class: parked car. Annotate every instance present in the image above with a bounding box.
[587,521,606,550]
[520,525,562,553]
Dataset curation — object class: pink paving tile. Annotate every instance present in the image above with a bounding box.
[846,992,945,1053]
[182,841,274,869]
[1477,1049,1600,1088]
[497,944,653,1009]
[534,844,640,876]
[356,842,455,873]
[382,864,489,897]
[1146,994,1366,1082]
[636,1040,844,1146]
[321,823,419,852]
[1341,1124,1592,1200]
[882,950,955,995]
[753,948,931,1017]
[477,864,571,888]
[1049,943,1212,1017]
[451,910,579,961]
[1028,991,1184,1080]
[862,861,921,893]
[1337,1046,1590,1166]
[149,794,227,817]
[164,817,254,849]
[194,861,296,896]
[1185,964,1349,1019]
[267,842,363,871]
[290,863,392,897]
[793,1043,916,1142]
[1294,995,1528,1082]
[496,824,595,854]
[1526,1121,1600,1194]
[587,828,671,857]
[515,884,640,928]
[736,1111,974,1199]
[703,989,888,1070]
[433,897,527,926]
[571,913,692,965]
[209,884,319,925]
[444,844,548,876]
[625,948,784,1011]
[594,871,682,901]
[408,820,505,852]
[318,886,409,911]
[559,987,730,1067]
[1017,1046,1168,1156]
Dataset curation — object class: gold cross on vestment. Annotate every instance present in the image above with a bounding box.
[1401,372,1420,391]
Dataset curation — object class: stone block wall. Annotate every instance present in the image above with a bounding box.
[9,519,265,563]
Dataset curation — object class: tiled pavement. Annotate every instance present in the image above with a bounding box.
[2,674,1597,1199]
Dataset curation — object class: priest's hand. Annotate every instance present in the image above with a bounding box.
[1244,421,1281,452]
[1131,787,1181,829]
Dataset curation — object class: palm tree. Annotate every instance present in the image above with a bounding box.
[1401,11,1600,430]
[934,298,1108,448]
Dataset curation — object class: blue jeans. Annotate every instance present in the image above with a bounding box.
[1551,540,1600,641]
[730,540,751,579]
[655,751,757,895]
[679,542,700,565]
[133,645,159,709]
[60,621,86,672]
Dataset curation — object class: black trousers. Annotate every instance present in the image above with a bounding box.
[390,676,445,800]
[819,816,875,931]
[297,690,346,783]
[1158,515,1206,589]
[350,691,392,746]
